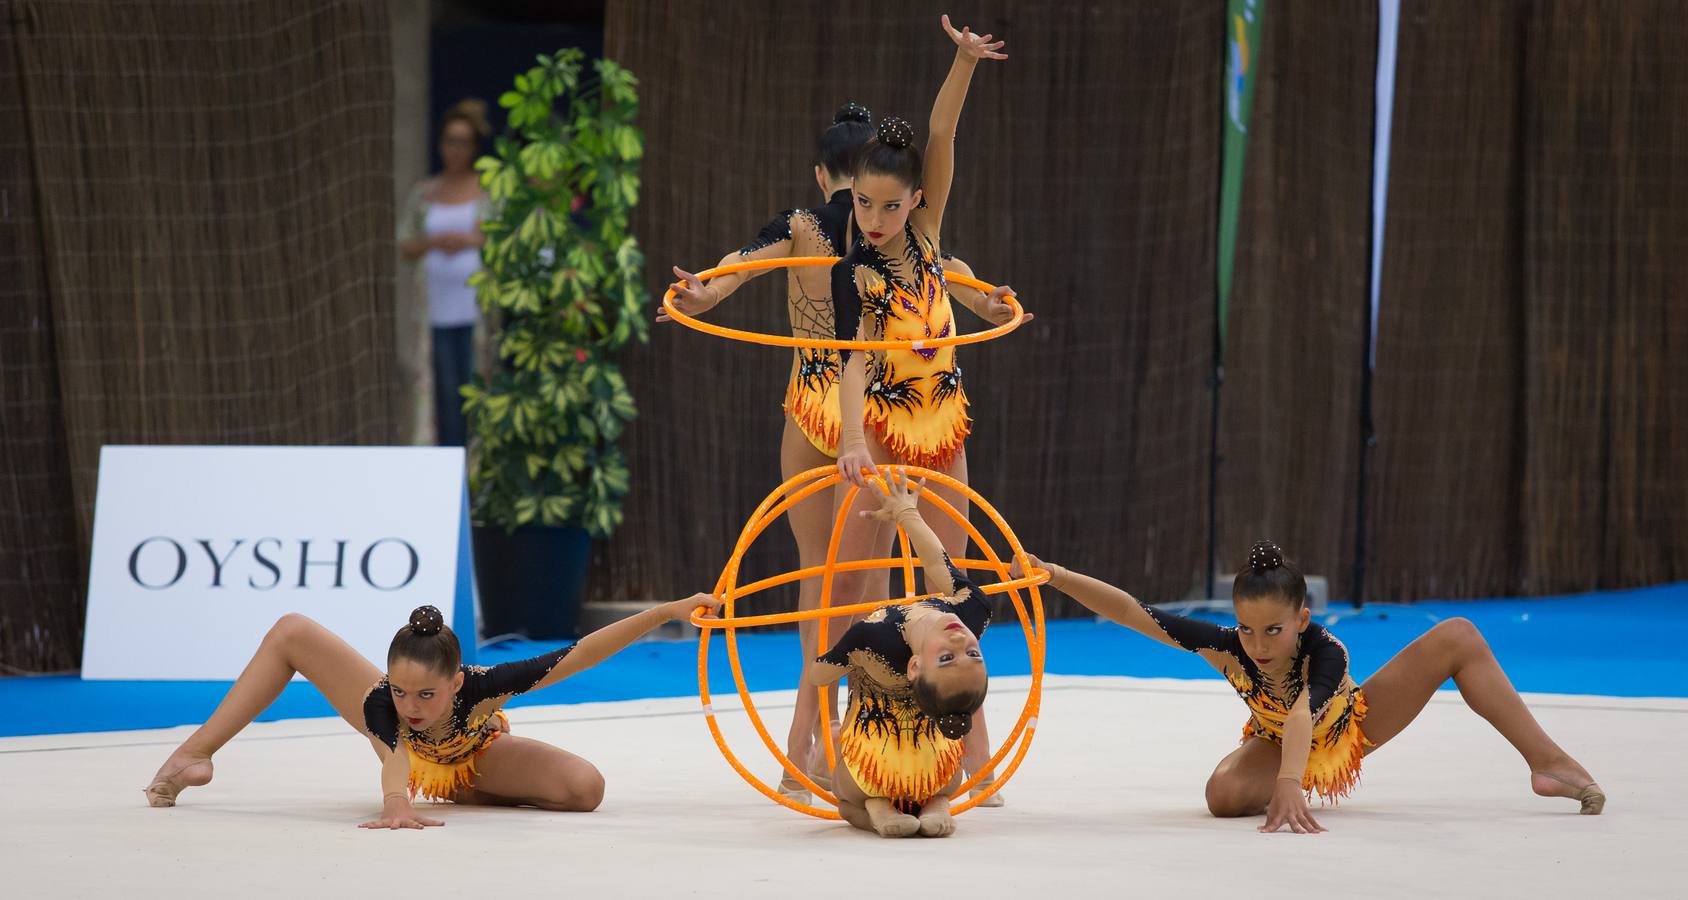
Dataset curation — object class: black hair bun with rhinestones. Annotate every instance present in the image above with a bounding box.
[1248,541,1284,575]
[877,116,915,149]
[933,712,973,741]
[408,605,445,637]
[834,102,872,126]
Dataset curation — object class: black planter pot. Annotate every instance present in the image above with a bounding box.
[471,524,591,640]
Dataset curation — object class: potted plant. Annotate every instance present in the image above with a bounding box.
[462,49,648,639]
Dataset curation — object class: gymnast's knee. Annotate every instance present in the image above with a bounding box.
[1204,773,1257,818]
[264,612,318,649]
[541,766,605,812]
[1430,617,1487,657]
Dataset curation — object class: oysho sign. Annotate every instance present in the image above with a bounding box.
[82,446,477,680]
[124,537,422,592]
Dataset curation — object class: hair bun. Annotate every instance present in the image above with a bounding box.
[445,97,491,140]
[1248,541,1283,575]
[877,116,915,149]
[834,102,872,125]
[933,712,973,741]
[408,605,444,637]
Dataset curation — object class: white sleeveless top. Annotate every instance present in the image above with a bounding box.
[422,200,482,327]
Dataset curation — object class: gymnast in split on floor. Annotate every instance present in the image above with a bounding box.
[144,594,718,828]
[1013,541,1603,833]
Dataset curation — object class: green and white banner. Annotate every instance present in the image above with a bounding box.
[1217,0,1263,354]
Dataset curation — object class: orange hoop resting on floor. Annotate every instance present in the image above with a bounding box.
[693,465,1049,820]
[661,256,1028,351]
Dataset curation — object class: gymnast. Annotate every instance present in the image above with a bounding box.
[826,12,1013,805]
[1012,541,1604,833]
[144,594,718,828]
[808,470,991,837]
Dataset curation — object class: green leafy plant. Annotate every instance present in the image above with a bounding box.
[464,49,648,538]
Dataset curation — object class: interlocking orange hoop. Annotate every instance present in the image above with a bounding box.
[691,465,1049,819]
[660,256,1028,350]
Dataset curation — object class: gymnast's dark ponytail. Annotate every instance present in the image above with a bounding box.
[818,102,875,179]
[387,605,462,675]
[1233,541,1308,610]
[852,116,923,190]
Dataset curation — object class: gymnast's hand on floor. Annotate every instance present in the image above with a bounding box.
[1259,779,1325,835]
[942,14,1008,61]
[360,799,444,831]
[861,469,925,522]
[659,265,719,321]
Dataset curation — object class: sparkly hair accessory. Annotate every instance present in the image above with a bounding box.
[877,116,915,149]
[1248,541,1283,575]
[409,605,444,637]
[834,102,872,125]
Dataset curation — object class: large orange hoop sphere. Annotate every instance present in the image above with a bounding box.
[691,465,1049,819]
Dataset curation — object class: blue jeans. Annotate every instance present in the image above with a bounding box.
[432,324,475,446]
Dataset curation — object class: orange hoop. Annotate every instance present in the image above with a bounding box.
[693,465,1048,819]
[661,256,1027,351]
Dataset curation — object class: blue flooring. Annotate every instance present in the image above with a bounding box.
[4,582,1684,738]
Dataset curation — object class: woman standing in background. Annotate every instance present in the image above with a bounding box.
[399,98,492,446]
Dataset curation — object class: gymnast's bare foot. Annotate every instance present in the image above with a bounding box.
[144,750,213,807]
[917,795,956,837]
[866,798,920,837]
[1531,756,1604,815]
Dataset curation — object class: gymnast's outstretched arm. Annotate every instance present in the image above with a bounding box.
[862,469,954,598]
[918,16,1007,236]
[664,224,796,322]
[526,593,721,693]
[1011,555,1215,653]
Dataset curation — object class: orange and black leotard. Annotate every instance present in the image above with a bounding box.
[735,189,855,457]
[813,557,991,811]
[1139,608,1370,802]
[362,645,573,800]
[831,222,970,469]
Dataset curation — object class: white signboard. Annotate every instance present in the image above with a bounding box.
[81,446,477,680]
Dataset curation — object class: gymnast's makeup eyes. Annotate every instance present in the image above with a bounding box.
[1265,626,1283,636]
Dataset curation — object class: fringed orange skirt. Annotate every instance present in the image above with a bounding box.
[784,369,841,459]
[867,387,971,472]
[1242,689,1372,804]
[861,264,971,471]
[406,710,509,801]
[860,350,971,471]
[839,694,962,815]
